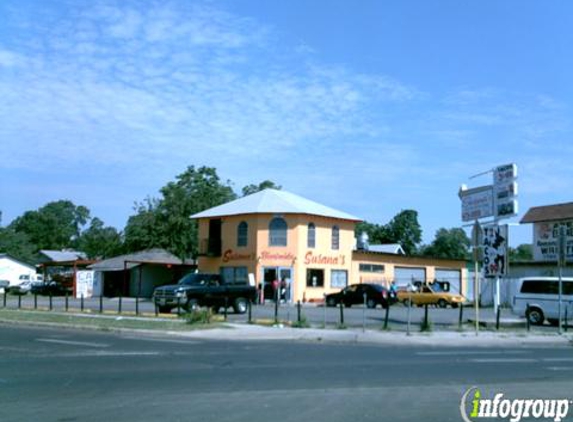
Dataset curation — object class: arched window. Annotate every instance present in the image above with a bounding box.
[331,225,340,250]
[269,217,288,247]
[237,221,248,247]
[307,223,316,248]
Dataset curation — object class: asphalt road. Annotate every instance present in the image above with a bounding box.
[1,325,572,422]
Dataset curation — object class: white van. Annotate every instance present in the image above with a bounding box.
[512,277,573,325]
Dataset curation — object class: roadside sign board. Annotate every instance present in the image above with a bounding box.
[493,164,518,219]
[482,224,508,278]
[460,185,494,222]
[534,222,572,264]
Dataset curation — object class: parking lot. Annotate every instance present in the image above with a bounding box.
[2,291,566,334]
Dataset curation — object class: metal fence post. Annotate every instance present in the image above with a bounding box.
[34,293,38,310]
[135,295,139,316]
[248,300,253,324]
[496,306,501,330]
[526,303,530,332]
[297,300,302,325]
[362,293,366,332]
[458,304,464,329]
[384,303,390,330]
[49,291,53,311]
[119,294,123,314]
[99,295,103,314]
[224,296,229,321]
[423,304,429,330]
[176,297,180,317]
[65,291,69,312]
[81,294,84,312]
[339,300,344,326]
[18,294,21,309]
[3,291,6,308]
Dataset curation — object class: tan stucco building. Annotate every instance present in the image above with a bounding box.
[192,189,467,302]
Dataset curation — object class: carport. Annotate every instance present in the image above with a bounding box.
[88,248,196,298]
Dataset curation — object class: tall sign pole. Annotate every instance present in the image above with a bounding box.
[460,163,518,336]
[558,224,567,334]
[472,221,482,335]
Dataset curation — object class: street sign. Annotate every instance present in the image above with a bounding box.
[482,224,508,278]
[459,185,494,222]
[493,164,518,219]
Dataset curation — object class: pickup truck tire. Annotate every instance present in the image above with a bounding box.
[233,297,248,314]
[186,298,200,312]
[366,298,377,309]
[437,299,447,308]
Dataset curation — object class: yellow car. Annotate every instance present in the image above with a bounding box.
[396,284,465,308]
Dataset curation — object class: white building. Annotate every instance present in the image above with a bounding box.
[0,254,37,286]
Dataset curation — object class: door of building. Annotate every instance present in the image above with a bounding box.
[262,267,293,303]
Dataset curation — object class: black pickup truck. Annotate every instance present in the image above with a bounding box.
[153,273,257,314]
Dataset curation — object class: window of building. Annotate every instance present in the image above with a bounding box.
[331,270,348,289]
[237,221,248,247]
[220,267,249,285]
[307,223,316,248]
[269,217,288,247]
[306,269,324,287]
[359,263,385,273]
[331,225,340,250]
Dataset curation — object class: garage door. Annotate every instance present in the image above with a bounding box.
[435,269,461,294]
[394,267,426,286]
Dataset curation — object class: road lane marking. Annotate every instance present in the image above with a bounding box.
[60,351,162,357]
[120,336,203,345]
[36,338,110,348]
[542,358,573,362]
[546,366,573,371]
[468,358,538,363]
[416,351,530,356]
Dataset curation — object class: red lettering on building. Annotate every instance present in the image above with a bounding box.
[304,251,346,266]
[222,249,253,263]
[260,251,296,262]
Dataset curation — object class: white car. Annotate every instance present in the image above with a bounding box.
[512,277,573,325]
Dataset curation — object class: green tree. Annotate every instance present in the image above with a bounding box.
[124,166,237,259]
[0,227,37,263]
[385,210,422,255]
[421,228,470,260]
[241,180,282,196]
[123,197,162,253]
[76,217,123,259]
[354,221,391,245]
[509,244,533,261]
[9,200,90,250]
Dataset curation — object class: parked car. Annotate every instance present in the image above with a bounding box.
[396,283,465,308]
[8,281,32,295]
[0,279,9,294]
[512,277,573,325]
[325,283,394,309]
[30,281,69,296]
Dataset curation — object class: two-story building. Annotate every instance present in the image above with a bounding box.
[191,189,467,303]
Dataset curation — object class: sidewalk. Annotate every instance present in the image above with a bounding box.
[166,322,573,347]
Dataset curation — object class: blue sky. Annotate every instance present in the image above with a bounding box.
[1,0,572,247]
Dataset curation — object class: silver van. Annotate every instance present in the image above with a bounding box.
[512,277,573,325]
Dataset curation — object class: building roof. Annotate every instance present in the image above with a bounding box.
[520,202,573,224]
[39,250,87,263]
[190,189,361,221]
[88,248,195,272]
[0,253,36,270]
[367,244,406,255]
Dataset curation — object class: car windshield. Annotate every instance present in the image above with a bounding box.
[178,274,209,286]
[371,285,385,292]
